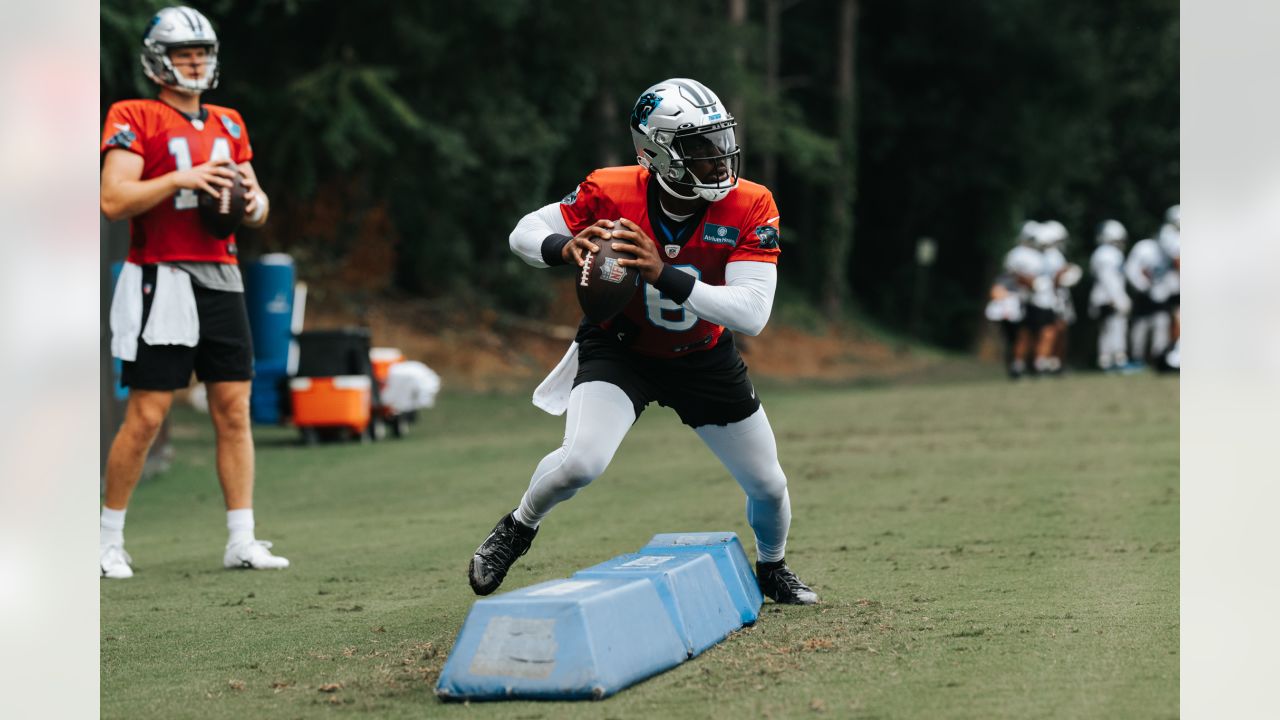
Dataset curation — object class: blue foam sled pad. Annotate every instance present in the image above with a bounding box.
[638,532,763,625]
[435,577,686,701]
[574,552,740,657]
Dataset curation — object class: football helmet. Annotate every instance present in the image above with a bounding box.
[1005,245,1042,278]
[1035,220,1068,249]
[1165,204,1180,229]
[630,78,740,202]
[140,6,220,94]
[1015,220,1041,247]
[1095,219,1128,246]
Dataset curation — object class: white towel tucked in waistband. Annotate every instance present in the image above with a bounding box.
[110,262,200,362]
[531,341,579,416]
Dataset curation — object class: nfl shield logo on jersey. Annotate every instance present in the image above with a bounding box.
[664,244,681,258]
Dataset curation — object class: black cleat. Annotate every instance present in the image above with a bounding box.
[468,511,538,596]
[756,559,819,605]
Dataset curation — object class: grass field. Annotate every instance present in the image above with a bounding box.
[101,372,1179,719]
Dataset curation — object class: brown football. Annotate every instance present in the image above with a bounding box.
[575,223,641,323]
[198,168,247,239]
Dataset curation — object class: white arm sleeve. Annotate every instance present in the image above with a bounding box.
[683,261,777,336]
[509,202,572,268]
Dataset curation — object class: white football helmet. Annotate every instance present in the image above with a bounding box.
[1015,220,1042,247]
[1035,220,1069,249]
[1096,219,1128,246]
[1005,245,1043,278]
[140,6,220,94]
[630,78,740,202]
[1165,204,1180,229]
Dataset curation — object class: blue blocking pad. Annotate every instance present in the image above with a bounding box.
[574,553,740,657]
[435,577,687,701]
[638,532,763,625]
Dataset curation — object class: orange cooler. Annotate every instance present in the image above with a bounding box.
[369,347,405,385]
[290,375,372,435]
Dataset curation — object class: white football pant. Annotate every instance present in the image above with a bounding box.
[1131,311,1171,363]
[1098,313,1129,369]
[514,381,792,563]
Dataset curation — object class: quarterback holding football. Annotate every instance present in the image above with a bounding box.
[469,78,817,605]
[99,6,286,579]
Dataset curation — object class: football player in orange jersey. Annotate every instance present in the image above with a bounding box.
[99,7,287,578]
[469,79,817,604]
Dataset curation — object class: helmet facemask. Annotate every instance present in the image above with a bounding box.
[142,41,220,94]
[656,125,741,202]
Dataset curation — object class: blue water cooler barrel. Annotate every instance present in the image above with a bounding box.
[244,254,295,424]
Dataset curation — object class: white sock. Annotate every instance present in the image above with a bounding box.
[101,507,126,547]
[227,508,255,546]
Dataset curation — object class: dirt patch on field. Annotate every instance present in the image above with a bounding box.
[302,285,950,391]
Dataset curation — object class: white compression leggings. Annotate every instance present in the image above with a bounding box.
[513,381,792,562]
[1098,313,1129,366]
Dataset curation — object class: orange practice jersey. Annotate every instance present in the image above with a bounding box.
[101,99,254,265]
[560,166,781,358]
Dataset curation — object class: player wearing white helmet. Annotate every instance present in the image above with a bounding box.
[1154,205,1180,372]
[1031,221,1079,374]
[1015,220,1042,247]
[1124,230,1177,365]
[100,6,285,579]
[1089,220,1132,370]
[476,78,817,605]
[995,232,1049,378]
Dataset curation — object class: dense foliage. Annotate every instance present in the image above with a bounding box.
[101,0,1177,350]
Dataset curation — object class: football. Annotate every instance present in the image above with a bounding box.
[198,169,247,239]
[575,224,641,323]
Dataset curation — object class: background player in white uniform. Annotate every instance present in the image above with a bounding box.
[1125,228,1177,365]
[1088,220,1132,370]
[988,219,1039,376]
[1035,220,1081,374]
[1155,205,1180,370]
[999,224,1045,378]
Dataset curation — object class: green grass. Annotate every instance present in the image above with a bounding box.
[101,373,1179,719]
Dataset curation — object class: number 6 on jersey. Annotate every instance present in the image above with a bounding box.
[645,264,701,331]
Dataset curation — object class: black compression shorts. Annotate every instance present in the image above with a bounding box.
[121,264,255,391]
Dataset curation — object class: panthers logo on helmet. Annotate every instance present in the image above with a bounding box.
[561,187,580,205]
[631,92,662,128]
[754,225,780,249]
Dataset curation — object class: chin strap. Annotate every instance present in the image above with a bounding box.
[654,172,703,201]
[655,171,737,203]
